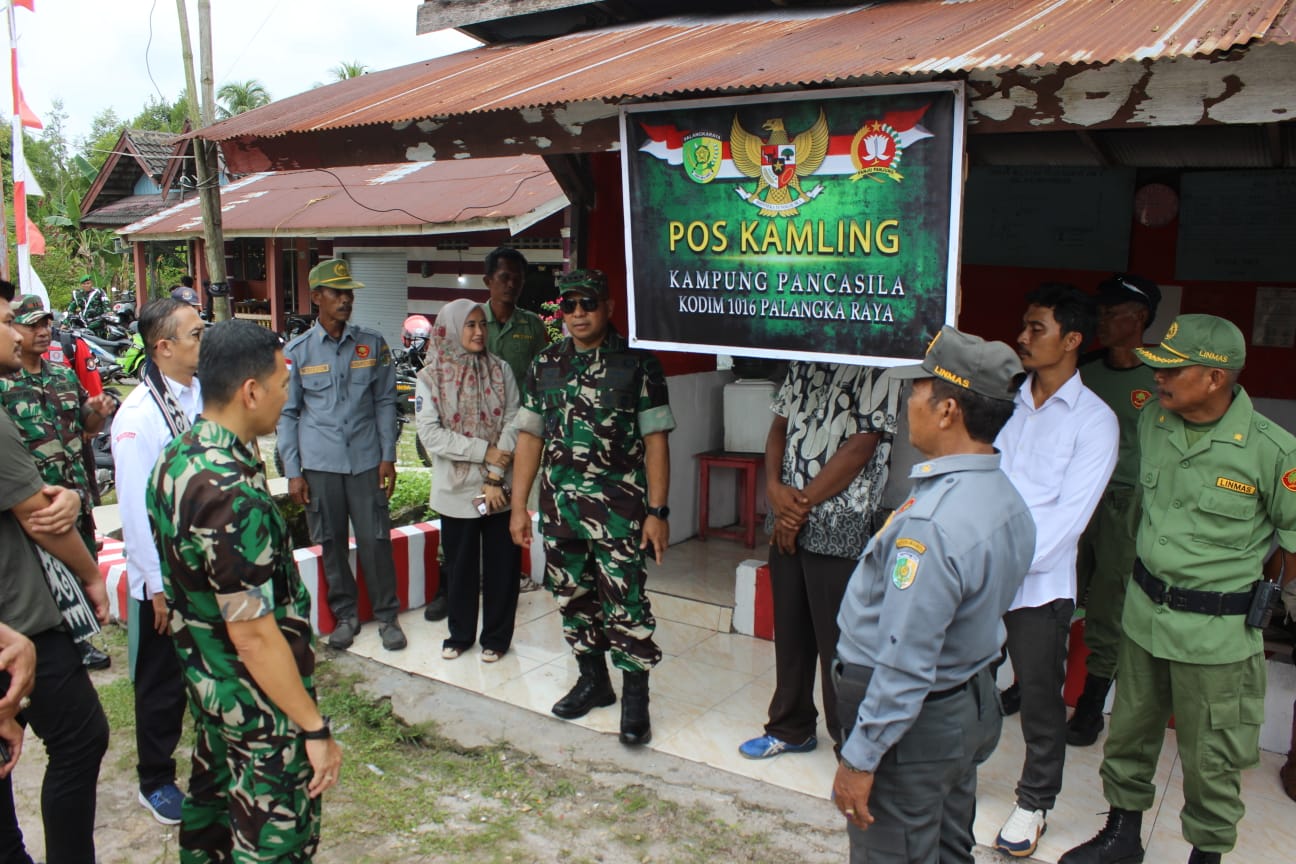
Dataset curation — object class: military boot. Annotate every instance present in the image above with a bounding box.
[1058,808,1144,864]
[1067,674,1113,747]
[552,653,616,719]
[1187,850,1220,864]
[619,670,652,746]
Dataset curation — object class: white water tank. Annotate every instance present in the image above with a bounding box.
[723,379,777,453]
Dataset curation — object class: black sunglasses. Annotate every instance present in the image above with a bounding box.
[559,297,601,314]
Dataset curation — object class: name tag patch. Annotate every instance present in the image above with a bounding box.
[300,364,329,375]
[896,537,927,554]
[892,549,920,590]
[1216,476,1256,496]
[351,358,377,369]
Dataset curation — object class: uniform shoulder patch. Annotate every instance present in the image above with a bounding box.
[892,549,920,590]
[1283,468,1296,493]
[1131,389,1151,410]
[896,537,927,554]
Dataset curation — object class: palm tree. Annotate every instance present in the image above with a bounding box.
[216,80,271,120]
[329,60,370,81]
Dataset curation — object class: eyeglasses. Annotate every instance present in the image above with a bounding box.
[559,297,600,314]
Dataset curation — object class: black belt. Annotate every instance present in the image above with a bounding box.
[833,660,972,703]
[1132,559,1253,616]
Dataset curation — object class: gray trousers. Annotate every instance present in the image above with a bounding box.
[303,467,400,624]
[836,664,1001,863]
[1003,597,1075,812]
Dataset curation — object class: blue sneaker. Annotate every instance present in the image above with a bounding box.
[139,782,184,825]
[738,734,817,759]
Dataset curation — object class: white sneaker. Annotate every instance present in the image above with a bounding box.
[994,805,1046,857]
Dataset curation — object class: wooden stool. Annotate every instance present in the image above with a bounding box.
[696,450,762,548]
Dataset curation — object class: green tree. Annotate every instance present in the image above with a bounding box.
[131,92,191,133]
[216,79,271,120]
[330,60,369,81]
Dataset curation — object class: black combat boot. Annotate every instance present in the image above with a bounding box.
[552,653,616,719]
[1186,850,1220,864]
[619,670,651,746]
[1058,808,1145,864]
[1067,674,1113,747]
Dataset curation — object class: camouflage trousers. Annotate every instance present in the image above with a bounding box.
[544,534,662,672]
[180,716,320,863]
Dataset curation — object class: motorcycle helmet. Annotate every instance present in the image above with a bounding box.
[402,314,432,348]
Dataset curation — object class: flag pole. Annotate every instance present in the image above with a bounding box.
[8,0,47,304]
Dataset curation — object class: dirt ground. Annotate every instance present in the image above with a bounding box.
[12,629,857,864]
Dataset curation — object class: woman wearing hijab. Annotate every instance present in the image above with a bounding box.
[416,299,521,661]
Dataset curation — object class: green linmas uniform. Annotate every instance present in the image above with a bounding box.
[148,418,321,863]
[1076,353,1157,678]
[1100,388,1296,853]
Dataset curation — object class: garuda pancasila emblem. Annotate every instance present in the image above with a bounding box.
[729,108,830,218]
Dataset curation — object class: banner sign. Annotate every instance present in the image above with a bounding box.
[621,83,965,366]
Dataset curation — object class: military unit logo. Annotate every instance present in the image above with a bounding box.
[355,344,371,358]
[1283,467,1296,493]
[850,120,904,182]
[639,101,936,219]
[1131,389,1152,410]
[892,549,920,590]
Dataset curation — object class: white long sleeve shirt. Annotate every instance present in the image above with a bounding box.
[995,371,1118,610]
[111,375,202,600]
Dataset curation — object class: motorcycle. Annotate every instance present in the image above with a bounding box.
[119,330,146,379]
[393,357,432,468]
[89,386,122,496]
[111,292,136,328]
[283,313,313,341]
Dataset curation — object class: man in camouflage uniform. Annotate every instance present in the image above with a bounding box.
[0,294,116,552]
[0,293,116,670]
[149,320,342,864]
[510,269,675,747]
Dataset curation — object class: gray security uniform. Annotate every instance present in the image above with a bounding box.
[278,322,400,624]
[835,453,1036,864]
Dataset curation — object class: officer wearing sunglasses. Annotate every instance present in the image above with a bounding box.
[509,269,676,749]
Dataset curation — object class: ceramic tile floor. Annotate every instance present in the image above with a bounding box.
[349,593,1296,863]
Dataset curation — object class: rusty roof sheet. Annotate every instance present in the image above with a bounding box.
[119,155,565,239]
[200,0,1293,142]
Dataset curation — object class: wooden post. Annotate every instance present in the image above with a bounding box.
[266,237,281,331]
[132,241,147,315]
[176,0,230,321]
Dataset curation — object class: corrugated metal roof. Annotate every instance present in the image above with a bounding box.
[201,0,1293,142]
[119,155,566,239]
[82,191,189,228]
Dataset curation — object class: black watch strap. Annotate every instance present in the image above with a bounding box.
[647,505,670,520]
[302,716,332,740]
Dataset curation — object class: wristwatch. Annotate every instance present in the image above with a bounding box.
[302,716,332,740]
[646,505,670,520]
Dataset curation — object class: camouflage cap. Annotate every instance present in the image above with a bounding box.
[12,293,53,325]
[556,268,609,299]
[1136,313,1245,370]
[308,258,365,291]
[889,325,1024,403]
[171,285,201,306]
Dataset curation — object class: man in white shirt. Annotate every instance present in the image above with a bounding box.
[993,284,1118,858]
[111,298,204,826]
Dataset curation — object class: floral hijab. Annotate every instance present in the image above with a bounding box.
[417,299,509,482]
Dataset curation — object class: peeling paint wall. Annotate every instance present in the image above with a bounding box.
[969,43,1296,132]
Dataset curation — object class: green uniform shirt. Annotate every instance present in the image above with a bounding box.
[0,360,93,529]
[1079,352,1157,489]
[484,303,548,387]
[148,418,316,744]
[1126,387,1296,664]
[514,328,675,540]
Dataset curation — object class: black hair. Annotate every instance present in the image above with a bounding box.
[181,275,195,289]
[483,246,528,279]
[198,320,282,407]
[1025,282,1096,346]
[0,280,14,302]
[928,378,1017,445]
[139,298,190,359]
